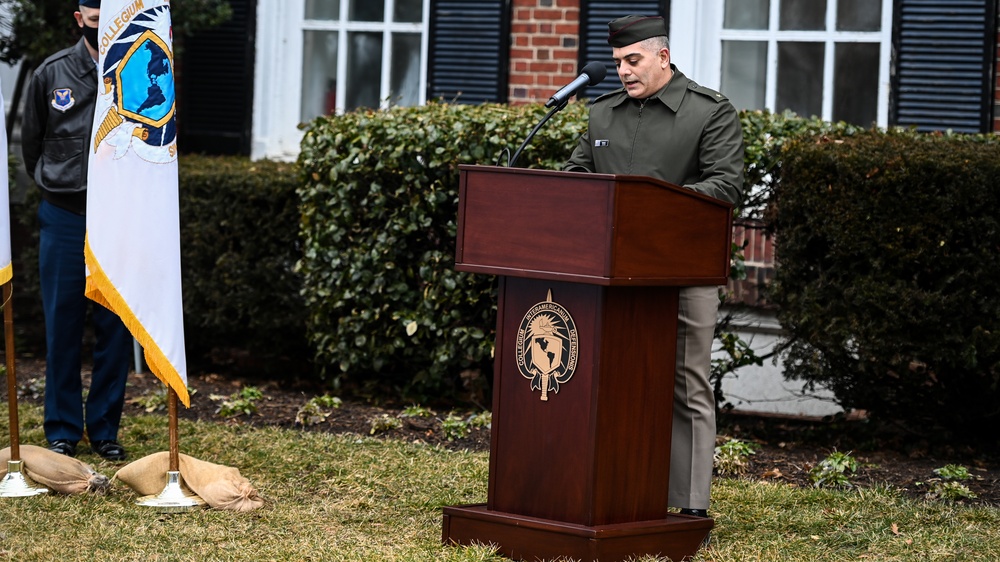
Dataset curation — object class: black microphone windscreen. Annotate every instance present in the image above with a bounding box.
[582,61,607,86]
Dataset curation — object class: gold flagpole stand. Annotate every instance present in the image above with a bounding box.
[0,282,48,497]
[137,387,204,511]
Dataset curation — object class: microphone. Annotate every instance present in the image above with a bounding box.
[545,61,607,108]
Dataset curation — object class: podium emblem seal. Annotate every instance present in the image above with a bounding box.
[515,292,579,401]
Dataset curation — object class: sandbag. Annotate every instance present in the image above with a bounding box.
[0,445,111,495]
[114,452,265,511]
[112,451,195,497]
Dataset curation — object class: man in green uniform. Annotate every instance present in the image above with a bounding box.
[564,15,744,522]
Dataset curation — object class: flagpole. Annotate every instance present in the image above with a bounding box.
[168,387,179,471]
[0,282,48,497]
[4,283,19,461]
[136,384,203,511]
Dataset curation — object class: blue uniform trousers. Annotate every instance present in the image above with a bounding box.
[38,200,130,443]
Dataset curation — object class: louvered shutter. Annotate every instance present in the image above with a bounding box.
[578,1,670,100]
[428,0,510,104]
[178,0,256,155]
[891,0,998,133]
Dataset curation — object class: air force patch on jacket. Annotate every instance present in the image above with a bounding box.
[92,1,177,164]
[51,88,76,112]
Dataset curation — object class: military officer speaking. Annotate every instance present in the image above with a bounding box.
[563,14,745,527]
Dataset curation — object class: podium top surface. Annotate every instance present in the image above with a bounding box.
[454,165,733,286]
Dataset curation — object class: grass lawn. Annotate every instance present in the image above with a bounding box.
[1,405,997,561]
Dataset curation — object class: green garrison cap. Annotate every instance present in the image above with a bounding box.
[607,15,667,47]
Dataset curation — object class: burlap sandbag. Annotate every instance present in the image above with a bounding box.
[114,452,264,511]
[0,445,111,495]
[112,451,196,497]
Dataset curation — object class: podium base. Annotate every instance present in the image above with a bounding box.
[442,504,712,562]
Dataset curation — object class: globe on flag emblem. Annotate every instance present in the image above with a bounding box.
[116,30,175,128]
[92,5,177,164]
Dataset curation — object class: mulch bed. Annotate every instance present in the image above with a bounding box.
[7,356,999,507]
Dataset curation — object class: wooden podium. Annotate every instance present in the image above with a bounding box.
[442,165,733,562]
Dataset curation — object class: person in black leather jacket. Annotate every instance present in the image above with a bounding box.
[21,0,131,462]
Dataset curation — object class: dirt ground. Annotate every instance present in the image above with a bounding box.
[8,357,999,508]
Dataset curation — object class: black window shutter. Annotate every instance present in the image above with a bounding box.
[891,0,998,133]
[428,0,510,104]
[178,0,256,156]
[578,1,670,100]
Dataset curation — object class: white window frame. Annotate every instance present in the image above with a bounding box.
[670,0,893,127]
[252,0,430,160]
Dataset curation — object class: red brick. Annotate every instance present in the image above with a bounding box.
[513,7,533,21]
[532,35,561,47]
[529,62,561,74]
[532,9,566,21]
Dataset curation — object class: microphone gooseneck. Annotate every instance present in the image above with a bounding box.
[506,62,607,167]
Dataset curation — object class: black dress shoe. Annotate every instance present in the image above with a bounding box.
[48,439,78,457]
[92,440,127,461]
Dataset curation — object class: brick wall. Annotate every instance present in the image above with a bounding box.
[508,0,582,105]
[728,220,775,307]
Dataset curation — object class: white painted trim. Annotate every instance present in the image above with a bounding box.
[252,0,305,161]
[670,0,724,88]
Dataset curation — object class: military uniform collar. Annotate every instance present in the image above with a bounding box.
[608,64,690,112]
[69,38,98,78]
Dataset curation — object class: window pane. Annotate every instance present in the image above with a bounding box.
[779,0,826,30]
[346,32,383,110]
[834,43,878,125]
[837,0,881,31]
[301,30,338,121]
[305,0,340,20]
[349,0,384,22]
[721,40,767,110]
[724,0,769,30]
[776,41,824,118]
[390,33,421,106]
[394,0,423,23]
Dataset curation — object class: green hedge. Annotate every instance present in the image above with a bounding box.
[296,101,590,400]
[771,130,1000,443]
[295,103,857,401]
[7,155,307,373]
[178,155,308,373]
[738,110,859,221]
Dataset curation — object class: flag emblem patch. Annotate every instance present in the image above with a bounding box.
[93,4,177,164]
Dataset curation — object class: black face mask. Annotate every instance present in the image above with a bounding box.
[82,23,99,50]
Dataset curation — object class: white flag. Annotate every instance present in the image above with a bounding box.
[0,83,11,286]
[85,0,189,405]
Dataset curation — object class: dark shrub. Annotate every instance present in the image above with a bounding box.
[771,130,1000,444]
[178,155,308,374]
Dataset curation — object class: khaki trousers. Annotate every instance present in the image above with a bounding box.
[668,286,719,510]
